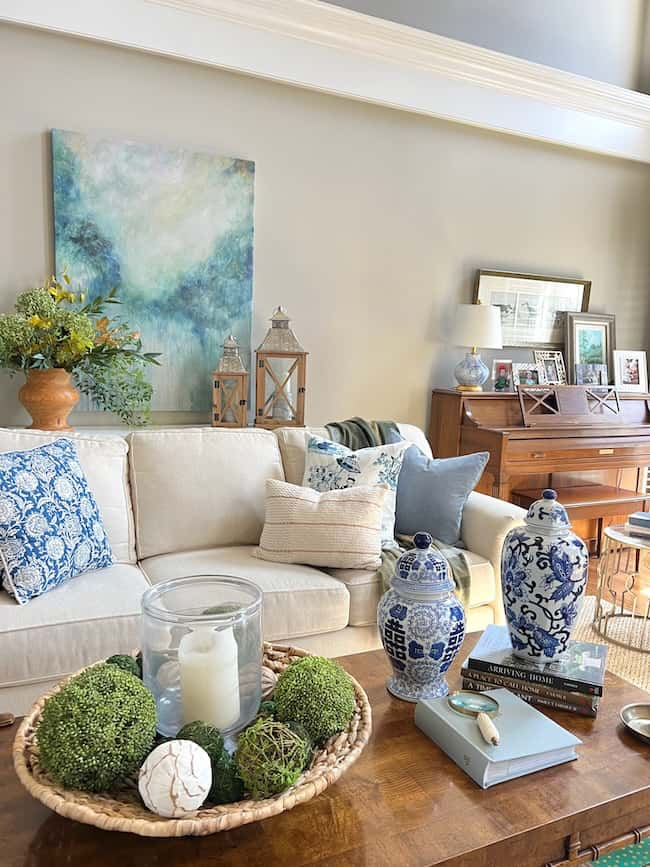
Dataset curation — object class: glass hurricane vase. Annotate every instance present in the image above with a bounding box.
[141,575,263,738]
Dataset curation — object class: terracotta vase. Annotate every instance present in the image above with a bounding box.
[18,369,80,432]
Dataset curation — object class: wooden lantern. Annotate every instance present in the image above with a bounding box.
[255,307,307,428]
[212,335,249,428]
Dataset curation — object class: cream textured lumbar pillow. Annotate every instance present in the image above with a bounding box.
[256,479,387,570]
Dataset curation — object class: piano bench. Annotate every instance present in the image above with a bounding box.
[511,485,650,557]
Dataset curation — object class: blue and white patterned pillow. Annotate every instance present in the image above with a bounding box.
[302,435,410,545]
[0,439,114,604]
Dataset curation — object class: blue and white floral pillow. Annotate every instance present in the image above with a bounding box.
[0,439,114,604]
[302,435,410,545]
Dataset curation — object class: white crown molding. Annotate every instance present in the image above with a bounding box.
[4,0,650,162]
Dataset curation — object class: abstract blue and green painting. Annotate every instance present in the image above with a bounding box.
[51,129,254,411]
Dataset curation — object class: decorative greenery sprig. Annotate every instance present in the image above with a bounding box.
[0,274,160,425]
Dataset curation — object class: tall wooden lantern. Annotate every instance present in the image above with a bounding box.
[212,335,249,428]
[255,307,307,428]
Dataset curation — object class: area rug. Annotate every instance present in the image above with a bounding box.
[572,596,650,691]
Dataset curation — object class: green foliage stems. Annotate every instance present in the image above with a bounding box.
[37,663,157,792]
[273,656,356,745]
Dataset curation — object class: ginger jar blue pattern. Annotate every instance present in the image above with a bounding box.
[501,488,588,663]
[377,532,465,702]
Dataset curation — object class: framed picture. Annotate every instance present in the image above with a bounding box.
[533,350,567,384]
[613,350,648,393]
[575,363,608,386]
[474,270,590,349]
[512,362,544,387]
[565,312,615,384]
[491,359,513,392]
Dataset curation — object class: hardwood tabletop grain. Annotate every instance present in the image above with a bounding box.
[2,633,649,867]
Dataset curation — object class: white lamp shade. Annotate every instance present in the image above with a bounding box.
[451,304,503,349]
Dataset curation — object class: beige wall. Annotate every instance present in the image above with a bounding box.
[1,22,650,431]
[326,0,648,91]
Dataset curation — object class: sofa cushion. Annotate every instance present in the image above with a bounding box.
[326,548,496,626]
[395,447,490,545]
[0,563,148,690]
[139,545,350,640]
[0,439,114,604]
[257,479,386,570]
[0,428,135,563]
[274,423,432,486]
[128,428,285,559]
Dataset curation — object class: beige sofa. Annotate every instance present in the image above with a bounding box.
[0,424,525,714]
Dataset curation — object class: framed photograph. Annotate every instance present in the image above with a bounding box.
[613,350,648,393]
[491,359,514,392]
[512,362,544,387]
[575,363,608,386]
[533,350,567,384]
[474,270,590,349]
[565,312,615,384]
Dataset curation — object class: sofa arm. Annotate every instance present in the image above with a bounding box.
[461,492,526,582]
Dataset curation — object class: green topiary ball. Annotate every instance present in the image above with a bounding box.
[235,717,311,799]
[176,721,224,762]
[274,656,355,745]
[209,751,245,804]
[105,654,141,679]
[257,700,276,719]
[37,663,156,792]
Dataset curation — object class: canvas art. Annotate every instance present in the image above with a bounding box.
[52,130,255,412]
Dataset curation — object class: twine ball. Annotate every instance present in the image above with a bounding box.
[235,717,310,799]
[139,740,212,818]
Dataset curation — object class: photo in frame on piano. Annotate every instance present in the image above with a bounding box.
[564,311,616,385]
[512,362,545,387]
[533,350,567,385]
[613,349,648,393]
[575,363,608,386]
[491,359,514,391]
[474,270,590,349]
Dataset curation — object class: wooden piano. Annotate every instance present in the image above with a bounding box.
[429,386,650,554]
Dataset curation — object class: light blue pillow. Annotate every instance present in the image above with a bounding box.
[0,439,114,604]
[395,446,489,545]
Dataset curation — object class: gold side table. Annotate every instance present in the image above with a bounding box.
[594,525,650,653]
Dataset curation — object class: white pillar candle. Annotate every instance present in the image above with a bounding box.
[178,626,241,730]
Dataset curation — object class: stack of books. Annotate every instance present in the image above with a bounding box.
[461,625,607,717]
[624,511,650,540]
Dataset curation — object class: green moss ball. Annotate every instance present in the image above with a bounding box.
[176,721,225,762]
[274,656,355,745]
[235,717,311,799]
[105,654,141,678]
[209,751,245,804]
[257,700,276,719]
[37,663,156,792]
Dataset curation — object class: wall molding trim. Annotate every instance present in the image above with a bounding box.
[4,0,650,162]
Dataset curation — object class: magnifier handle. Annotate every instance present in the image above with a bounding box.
[477,712,500,746]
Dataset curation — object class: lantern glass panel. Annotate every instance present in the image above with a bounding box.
[262,357,299,422]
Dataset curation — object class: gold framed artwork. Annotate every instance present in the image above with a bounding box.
[474,270,590,349]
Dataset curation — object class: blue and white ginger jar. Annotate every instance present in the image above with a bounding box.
[501,489,588,663]
[377,532,465,702]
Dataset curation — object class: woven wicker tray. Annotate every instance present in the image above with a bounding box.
[13,643,372,837]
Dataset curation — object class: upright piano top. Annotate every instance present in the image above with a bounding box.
[433,388,650,438]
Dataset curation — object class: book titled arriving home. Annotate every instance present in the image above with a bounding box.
[465,625,607,697]
[415,688,582,789]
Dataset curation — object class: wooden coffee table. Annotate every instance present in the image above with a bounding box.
[2,633,650,867]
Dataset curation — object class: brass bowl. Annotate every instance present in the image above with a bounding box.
[620,703,650,745]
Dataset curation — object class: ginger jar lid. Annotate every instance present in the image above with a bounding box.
[525,489,571,532]
[391,532,454,595]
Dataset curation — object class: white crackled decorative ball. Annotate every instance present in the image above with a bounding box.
[138,740,212,818]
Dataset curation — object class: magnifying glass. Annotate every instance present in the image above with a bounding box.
[448,691,501,746]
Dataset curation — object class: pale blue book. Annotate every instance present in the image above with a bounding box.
[414,688,582,789]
